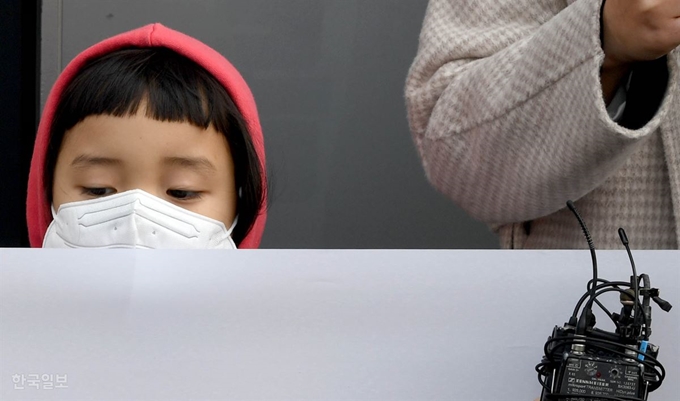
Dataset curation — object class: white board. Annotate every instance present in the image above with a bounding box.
[1,249,678,400]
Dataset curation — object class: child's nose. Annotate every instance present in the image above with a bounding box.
[120,186,166,201]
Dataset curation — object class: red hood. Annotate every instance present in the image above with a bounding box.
[26,23,267,248]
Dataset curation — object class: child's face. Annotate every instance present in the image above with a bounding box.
[52,106,238,228]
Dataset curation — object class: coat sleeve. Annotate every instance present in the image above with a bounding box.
[405,0,675,225]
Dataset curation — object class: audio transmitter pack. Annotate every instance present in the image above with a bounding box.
[537,201,673,401]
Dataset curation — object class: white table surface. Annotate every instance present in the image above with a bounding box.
[0,249,678,401]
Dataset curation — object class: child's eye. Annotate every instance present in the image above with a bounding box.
[167,189,201,200]
[82,187,116,197]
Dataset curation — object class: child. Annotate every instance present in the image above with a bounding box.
[26,23,267,249]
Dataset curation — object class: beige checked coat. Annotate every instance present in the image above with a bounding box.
[405,0,680,249]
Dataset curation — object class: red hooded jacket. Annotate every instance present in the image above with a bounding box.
[26,23,267,248]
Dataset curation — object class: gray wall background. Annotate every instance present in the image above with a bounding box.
[41,0,498,249]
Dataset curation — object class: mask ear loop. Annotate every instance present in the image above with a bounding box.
[226,215,239,235]
[227,187,243,235]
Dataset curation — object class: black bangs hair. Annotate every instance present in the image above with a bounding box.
[45,47,265,246]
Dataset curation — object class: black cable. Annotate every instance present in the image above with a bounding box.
[574,279,629,318]
[536,371,550,392]
[571,281,650,332]
[583,287,650,331]
[535,342,661,400]
[541,338,666,389]
[536,361,561,392]
[575,280,631,317]
[639,274,652,340]
[543,337,663,370]
[594,298,621,330]
[619,228,641,335]
[566,200,598,335]
[542,337,665,389]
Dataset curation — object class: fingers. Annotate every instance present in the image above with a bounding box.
[604,0,680,62]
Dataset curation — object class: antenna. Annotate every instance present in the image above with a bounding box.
[618,228,641,335]
[566,200,597,335]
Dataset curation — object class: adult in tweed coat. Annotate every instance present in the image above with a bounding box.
[405,0,680,249]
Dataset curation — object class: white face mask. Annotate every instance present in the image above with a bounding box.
[43,189,237,249]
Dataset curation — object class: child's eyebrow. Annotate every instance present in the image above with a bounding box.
[163,156,217,172]
[70,154,122,168]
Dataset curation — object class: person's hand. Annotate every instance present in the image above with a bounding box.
[600,0,680,102]
[602,0,680,66]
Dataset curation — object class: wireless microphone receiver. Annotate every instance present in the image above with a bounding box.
[536,201,672,401]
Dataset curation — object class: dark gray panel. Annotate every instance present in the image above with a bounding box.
[45,0,499,249]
